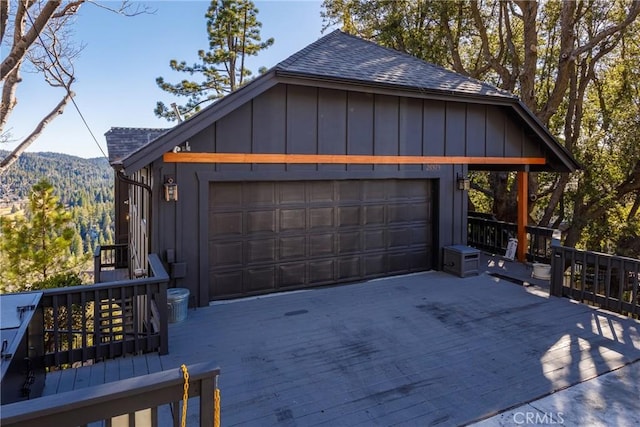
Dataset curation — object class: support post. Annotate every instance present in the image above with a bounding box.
[517,171,528,262]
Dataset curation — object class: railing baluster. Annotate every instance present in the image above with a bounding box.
[631,262,639,317]
[133,283,140,355]
[38,254,168,370]
[66,293,73,365]
[592,253,599,306]
[467,215,555,263]
[80,291,87,364]
[550,246,639,319]
[616,258,625,313]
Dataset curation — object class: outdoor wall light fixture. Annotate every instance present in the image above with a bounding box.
[164,177,178,202]
[457,174,470,191]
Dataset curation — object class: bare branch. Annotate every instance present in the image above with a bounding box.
[51,0,85,18]
[0,66,20,132]
[0,0,62,80]
[86,0,155,17]
[0,90,74,174]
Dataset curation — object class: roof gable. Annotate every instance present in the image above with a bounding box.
[112,31,578,174]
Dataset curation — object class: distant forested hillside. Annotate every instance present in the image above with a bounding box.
[0,150,114,255]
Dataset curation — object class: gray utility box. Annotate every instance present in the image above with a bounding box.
[443,245,481,277]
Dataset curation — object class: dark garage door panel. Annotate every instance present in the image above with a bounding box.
[208,180,434,299]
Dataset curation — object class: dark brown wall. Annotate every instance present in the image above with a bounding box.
[150,83,544,304]
[114,176,129,244]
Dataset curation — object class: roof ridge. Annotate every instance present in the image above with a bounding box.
[275,29,343,70]
[276,29,515,99]
[106,127,170,133]
[337,31,515,98]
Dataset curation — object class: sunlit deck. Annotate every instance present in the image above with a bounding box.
[42,259,640,426]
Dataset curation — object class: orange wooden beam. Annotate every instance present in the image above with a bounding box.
[517,171,528,263]
[164,152,547,165]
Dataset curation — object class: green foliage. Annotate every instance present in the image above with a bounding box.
[155,0,274,121]
[0,150,114,259]
[0,179,77,291]
[32,272,83,290]
[0,153,114,292]
[322,0,640,253]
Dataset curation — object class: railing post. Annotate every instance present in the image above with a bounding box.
[550,246,564,297]
[94,246,102,284]
[158,280,169,355]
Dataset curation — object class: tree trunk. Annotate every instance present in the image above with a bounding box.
[490,172,518,223]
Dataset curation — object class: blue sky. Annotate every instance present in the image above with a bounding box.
[5,1,329,159]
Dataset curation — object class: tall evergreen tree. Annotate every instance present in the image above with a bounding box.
[0,179,77,292]
[155,0,274,121]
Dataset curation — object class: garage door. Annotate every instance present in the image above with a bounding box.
[208,179,433,299]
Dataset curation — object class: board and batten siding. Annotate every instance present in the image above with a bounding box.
[151,83,543,304]
[129,167,152,274]
[184,84,544,164]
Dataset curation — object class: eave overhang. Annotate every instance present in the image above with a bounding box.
[119,70,579,175]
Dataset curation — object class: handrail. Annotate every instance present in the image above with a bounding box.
[0,361,220,427]
[94,244,129,283]
[551,246,639,319]
[40,253,169,368]
[467,215,556,263]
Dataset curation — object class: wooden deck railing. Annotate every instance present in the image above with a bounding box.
[94,244,129,283]
[0,361,220,427]
[551,246,640,319]
[41,253,169,369]
[467,215,557,263]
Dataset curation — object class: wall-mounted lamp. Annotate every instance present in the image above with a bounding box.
[164,177,178,202]
[457,174,470,191]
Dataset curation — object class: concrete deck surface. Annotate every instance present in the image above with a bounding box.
[471,360,640,426]
[471,254,640,427]
[164,270,640,426]
[42,265,640,426]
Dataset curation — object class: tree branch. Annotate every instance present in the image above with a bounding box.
[470,182,493,198]
[540,174,570,226]
[571,0,640,59]
[0,90,74,174]
[439,3,469,76]
[51,0,85,18]
[469,0,512,86]
[538,0,576,124]
[0,0,62,80]
[515,0,538,109]
[0,0,8,44]
[628,191,640,221]
[0,67,20,132]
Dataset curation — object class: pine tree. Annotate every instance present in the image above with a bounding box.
[70,233,84,257]
[0,179,77,292]
[155,0,274,121]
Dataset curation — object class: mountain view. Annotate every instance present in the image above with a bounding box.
[0,150,115,257]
